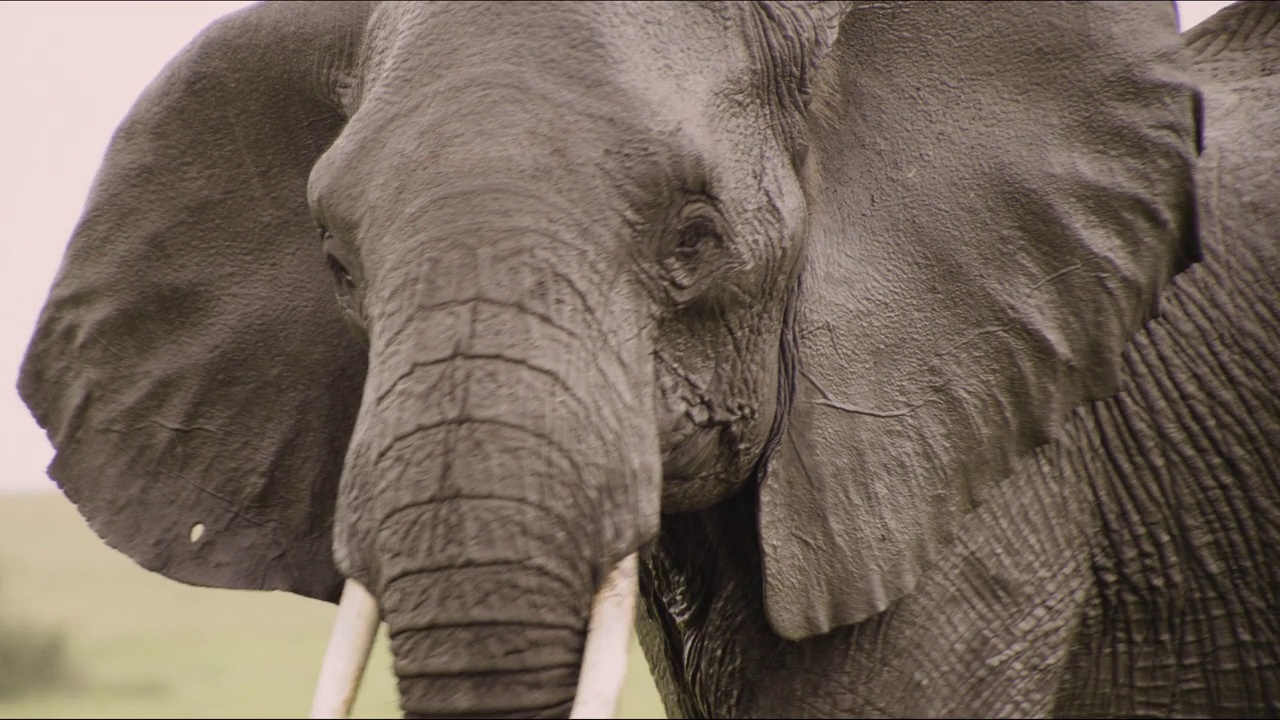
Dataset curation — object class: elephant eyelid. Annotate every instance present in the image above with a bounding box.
[660,201,734,305]
[667,200,726,254]
[327,255,356,290]
[310,195,333,236]
[321,231,367,338]
[675,215,722,254]
[321,231,360,282]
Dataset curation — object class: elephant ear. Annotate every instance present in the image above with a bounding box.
[759,1,1203,640]
[17,1,375,603]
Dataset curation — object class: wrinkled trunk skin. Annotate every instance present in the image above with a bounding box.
[371,348,647,718]
[337,277,658,717]
[381,498,589,718]
[376,433,595,719]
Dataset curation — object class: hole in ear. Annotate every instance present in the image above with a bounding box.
[189,523,205,543]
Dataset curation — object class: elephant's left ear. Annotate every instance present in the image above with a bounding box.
[17,2,375,602]
[758,1,1202,640]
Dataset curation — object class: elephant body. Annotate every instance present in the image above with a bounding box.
[640,7,1280,715]
[17,0,1280,717]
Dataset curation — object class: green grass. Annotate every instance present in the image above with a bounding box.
[0,493,667,718]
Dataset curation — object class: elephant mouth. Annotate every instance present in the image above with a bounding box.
[661,400,759,512]
[655,352,757,493]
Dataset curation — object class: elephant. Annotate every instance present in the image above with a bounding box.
[16,0,1280,717]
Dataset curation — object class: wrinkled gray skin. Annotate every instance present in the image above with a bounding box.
[17,1,1280,717]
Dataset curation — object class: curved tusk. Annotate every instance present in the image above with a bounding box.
[571,553,640,719]
[310,578,380,719]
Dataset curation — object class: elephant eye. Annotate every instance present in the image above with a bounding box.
[674,215,719,261]
[321,230,358,292]
[662,203,727,295]
[327,254,356,293]
[320,230,367,343]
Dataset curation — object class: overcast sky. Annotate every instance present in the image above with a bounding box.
[0,1,1238,494]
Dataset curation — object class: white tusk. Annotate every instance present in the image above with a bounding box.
[310,578,380,719]
[570,553,640,719]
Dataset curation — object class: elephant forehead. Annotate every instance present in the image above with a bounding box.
[351,2,769,140]
[310,2,808,245]
[364,2,747,77]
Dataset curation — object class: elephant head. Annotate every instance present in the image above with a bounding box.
[18,1,1201,717]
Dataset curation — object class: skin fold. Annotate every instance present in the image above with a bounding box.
[16,1,1279,717]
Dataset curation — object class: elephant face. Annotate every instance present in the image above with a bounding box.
[311,2,812,527]
[18,1,1202,716]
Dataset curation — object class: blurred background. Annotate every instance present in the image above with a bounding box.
[0,1,1236,717]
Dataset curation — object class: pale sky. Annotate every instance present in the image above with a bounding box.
[0,1,1238,494]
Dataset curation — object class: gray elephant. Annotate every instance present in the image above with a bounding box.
[17,0,1280,717]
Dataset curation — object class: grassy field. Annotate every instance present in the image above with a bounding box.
[0,493,666,718]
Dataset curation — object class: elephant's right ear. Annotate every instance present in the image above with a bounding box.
[18,2,375,602]
[759,1,1202,640]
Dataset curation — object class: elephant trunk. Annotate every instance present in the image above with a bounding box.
[336,285,660,717]
[381,512,588,718]
[311,558,637,718]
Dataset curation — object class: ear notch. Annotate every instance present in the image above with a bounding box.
[759,1,1202,640]
[18,2,375,602]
